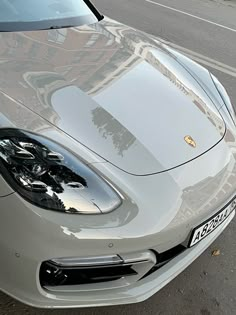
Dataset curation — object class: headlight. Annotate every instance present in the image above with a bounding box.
[0,129,121,214]
[210,73,236,125]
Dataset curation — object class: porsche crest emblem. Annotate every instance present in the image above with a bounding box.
[184,135,196,148]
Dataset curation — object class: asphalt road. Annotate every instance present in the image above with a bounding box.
[1,0,236,314]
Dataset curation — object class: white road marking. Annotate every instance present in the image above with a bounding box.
[146,0,236,33]
[156,38,236,77]
[183,53,236,78]
[105,16,236,77]
[170,45,236,72]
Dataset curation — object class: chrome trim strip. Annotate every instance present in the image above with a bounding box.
[50,255,124,267]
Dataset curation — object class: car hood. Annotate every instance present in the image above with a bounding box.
[0,18,226,175]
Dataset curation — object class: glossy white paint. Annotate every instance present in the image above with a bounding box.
[0,15,235,308]
[0,189,234,308]
[0,19,226,175]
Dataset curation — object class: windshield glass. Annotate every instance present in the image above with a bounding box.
[0,0,102,31]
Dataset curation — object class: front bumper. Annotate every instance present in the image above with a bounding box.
[1,133,236,308]
[0,206,234,309]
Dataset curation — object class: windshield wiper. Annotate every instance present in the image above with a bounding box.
[41,25,75,30]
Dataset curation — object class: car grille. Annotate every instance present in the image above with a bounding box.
[40,251,156,290]
[142,245,186,279]
[39,245,186,291]
[40,261,138,287]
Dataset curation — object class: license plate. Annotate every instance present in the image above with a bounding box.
[188,198,236,248]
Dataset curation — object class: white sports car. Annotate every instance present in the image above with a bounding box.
[0,0,235,309]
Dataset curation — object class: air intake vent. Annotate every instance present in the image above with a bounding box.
[39,251,156,290]
[40,261,138,287]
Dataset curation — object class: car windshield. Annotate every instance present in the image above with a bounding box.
[0,0,102,31]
